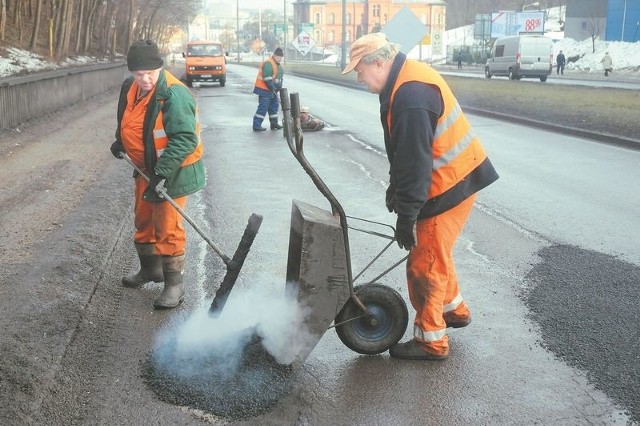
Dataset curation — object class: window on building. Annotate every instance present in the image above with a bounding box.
[346,13,351,25]
[383,14,387,24]
[329,13,335,25]
[315,13,321,25]
[329,30,335,42]
[373,5,380,17]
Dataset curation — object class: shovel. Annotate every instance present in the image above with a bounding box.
[121,154,263,316]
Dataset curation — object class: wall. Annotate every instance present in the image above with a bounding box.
[0,63,128,130]
[605,0,640,42]
[564,0,607,41]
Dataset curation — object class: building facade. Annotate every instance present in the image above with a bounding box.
[292,0,446,49]
[565,0,640,42]
[605,0,640,42]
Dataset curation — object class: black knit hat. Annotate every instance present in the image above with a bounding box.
[274,47,284,57]
[127,40,164,71]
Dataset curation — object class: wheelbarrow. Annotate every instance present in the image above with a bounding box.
[279,89,409,366]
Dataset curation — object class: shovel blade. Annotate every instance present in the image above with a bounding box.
[209,213,263,317]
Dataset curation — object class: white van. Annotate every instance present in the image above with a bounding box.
[485,35,553,82]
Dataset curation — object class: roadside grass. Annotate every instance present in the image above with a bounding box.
[281,62,639,140]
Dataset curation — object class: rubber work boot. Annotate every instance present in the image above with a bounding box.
[389,339,448,361]
[444,311,471,328]
[153,254,186,309]
[270,118,283,130]
[122,243,164,288]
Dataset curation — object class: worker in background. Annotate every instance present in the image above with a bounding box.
[342,33,499,360]
[299,106,325,131]
[253,47,284,131]
[110,40,205,309]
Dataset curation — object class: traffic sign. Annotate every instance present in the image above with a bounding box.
[291,30,316,55]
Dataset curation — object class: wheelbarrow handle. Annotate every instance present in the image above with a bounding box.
[121,154,232,265]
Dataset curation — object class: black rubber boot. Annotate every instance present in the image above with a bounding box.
[122,243,164,288]
[153,254,185,309]
[270,118,283,130]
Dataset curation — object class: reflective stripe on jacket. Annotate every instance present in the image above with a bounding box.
[386,58,498,219]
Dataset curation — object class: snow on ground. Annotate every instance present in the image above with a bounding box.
[554,38,640,73]
[0,47,112,78]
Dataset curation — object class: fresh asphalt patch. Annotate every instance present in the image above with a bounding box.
[524,244,640,423]
[142,325,296,420]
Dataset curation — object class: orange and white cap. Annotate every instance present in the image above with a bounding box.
[341,33,388,75]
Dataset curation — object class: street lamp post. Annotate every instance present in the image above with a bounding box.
[283,0,287,64]
[522,2,540,11]
[341,0,347,70]
[236,0,241,62]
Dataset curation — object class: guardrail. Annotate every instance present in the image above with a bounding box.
[0,62,128,130]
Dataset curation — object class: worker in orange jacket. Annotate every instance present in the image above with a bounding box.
[253,47,284,131]
[110,40,205,309]
[343,33,499,360]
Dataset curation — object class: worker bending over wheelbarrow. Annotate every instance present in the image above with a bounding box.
[342,33,499,360]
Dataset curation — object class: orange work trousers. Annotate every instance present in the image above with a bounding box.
[133,176,187,257]
[406,193,477,355]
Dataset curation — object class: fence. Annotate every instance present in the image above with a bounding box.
[0,62,128,130]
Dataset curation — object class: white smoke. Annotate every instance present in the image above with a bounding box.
[151,278,320,374]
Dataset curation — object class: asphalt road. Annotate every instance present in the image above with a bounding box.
[0,62,638,425]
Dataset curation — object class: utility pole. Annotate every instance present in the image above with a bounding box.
[341,0,346,70]
[283,0,287,64]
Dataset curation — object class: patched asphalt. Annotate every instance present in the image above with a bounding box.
[524,244,640,423]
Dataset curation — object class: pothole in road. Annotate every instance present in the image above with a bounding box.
[143,324,295,420]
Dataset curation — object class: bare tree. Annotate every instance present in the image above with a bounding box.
[0,0,6,40]
[29,0,43,49]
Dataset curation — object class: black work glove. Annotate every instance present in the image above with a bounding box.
[147,175,167,198]
[385,183,396,213]
[110,140,125,159]
[395,218,417,251]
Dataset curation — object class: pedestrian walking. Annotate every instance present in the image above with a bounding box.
[556,50,566,75]
[110,40,206,309]
[342,33,499,361]
[253,47,284,131]
[456,52,463,69]
[601,52,613,77]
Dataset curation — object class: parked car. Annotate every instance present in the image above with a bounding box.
[485,35,553,82]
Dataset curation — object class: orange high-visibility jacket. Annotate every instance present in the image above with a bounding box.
[387,59,498,218]
[141,72,203,168]
[117,70,205,200]
[254,57,282,91]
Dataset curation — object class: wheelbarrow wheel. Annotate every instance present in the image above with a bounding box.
[335,283,408,355]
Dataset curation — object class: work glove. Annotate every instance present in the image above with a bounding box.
[110,140,125,159]
[385,183,396,213]
[149,175,167,198]
[395,218,417,251]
